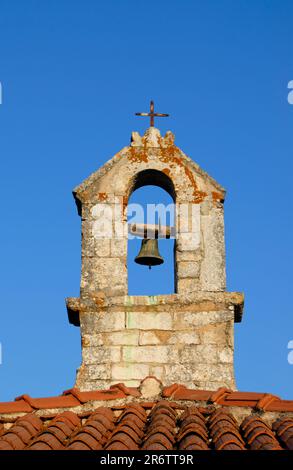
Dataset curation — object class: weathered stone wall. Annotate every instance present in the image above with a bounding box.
[75,127,226,299]
[70,292,243,391]
[67,127,244,391]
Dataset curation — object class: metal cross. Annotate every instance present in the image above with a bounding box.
[135,100,169,127]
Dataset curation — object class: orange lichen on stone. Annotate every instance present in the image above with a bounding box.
[98,192,107,202]
[159,144,178,163]
[184,166,207,203]
[212,191,224,203]
[128,147,148,163]
[159,146,207,203]
[122,195,128,215]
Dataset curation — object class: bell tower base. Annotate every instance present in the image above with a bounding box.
[66,291,243,391]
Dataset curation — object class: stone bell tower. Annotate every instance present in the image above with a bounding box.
[66,103,244,391]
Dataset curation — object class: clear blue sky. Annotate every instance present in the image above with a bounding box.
[0,0,293,401]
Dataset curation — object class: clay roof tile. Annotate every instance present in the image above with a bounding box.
[143,432,173,450]
[208,387,233,403]
[179,434,209,450]
[255,393,280,411]
[0,399,33,414]
[15,394,80,410]
[110,383,141,397]
[162,384,187,398]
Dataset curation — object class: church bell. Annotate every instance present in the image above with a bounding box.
[135,239,164,269]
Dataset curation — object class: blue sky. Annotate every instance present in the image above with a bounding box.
[0,0,293,400]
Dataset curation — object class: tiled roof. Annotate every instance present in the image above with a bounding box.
[0,403,292,450]
[0,379,293,450]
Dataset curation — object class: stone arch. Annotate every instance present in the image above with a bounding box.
[127,170,176,295]
[128,169,176,203]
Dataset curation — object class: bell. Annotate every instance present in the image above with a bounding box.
[135,239,164,269]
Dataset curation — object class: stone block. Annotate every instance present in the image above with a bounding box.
[179,344,218,364]
[81,236,95,257]
[82,346,121,364]
[200,208,226,291]
[81,237,111,258]
[191,363,234,383]
[77,380,111,391]
[164,364,193,383]
[110,239,127,257]
[202,380,236,390]
[139,331,162,345]
[176,249,202,262]
[82,334,104,347]
[110,379,141,387]
[93,238,111,257]
[177,261,200,279]
[111,363,149,381]
[176,204,200,240]
[93,258,127,289]
[122,345,171,363]
[177,278,200,294]
[176,232,200,252]
[86,364,111,379]
[174,310,233,330]
[199,322,229,345]
[126,311,173,330]
[150,366,165,380]
[92,311,125,331]
[106,330,139,345]
[168,331,200,345]
[218,346,234,364]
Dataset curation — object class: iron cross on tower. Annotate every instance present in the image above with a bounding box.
[135,100,169,127]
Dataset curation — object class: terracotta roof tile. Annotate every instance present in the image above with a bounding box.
[177,407,209,451]
[1,379,293,450]
[265,400,293,413]
[209,410,245,450]
[63,388,125,403]
[28,412,80,450]
[67,407,114,450]
[161,383,183,397]
[241,416,282,450]
[208,387,232,403]
[0,414,43,450]
[142,403,176,451]
[273,417,293,450]
[110,383,141,397]
[162,385,211,401]
[15,394,80,409]
[105,405,146,451]
[0,399,33,414]
[255,394,281,411]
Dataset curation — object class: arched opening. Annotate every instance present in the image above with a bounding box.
[127,170,176,296]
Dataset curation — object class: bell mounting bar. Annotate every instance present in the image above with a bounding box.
[128,223,175,239]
